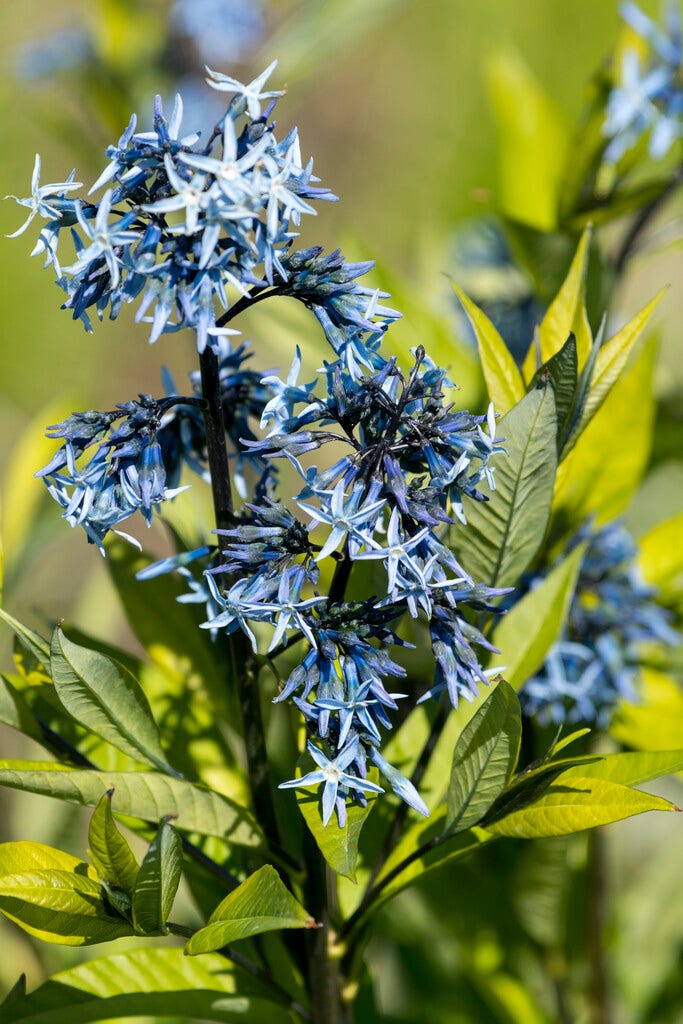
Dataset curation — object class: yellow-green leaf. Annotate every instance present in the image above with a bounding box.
[490,542,585,691]
[552,333,657,528]
[185,865,317,954]
[637,512,683,588]
[0,947,292,1023]
[451,282,524,413]
[486,50,570,233]
[574,289,665,439]
[88,792,139,892]
[611,669,683,751]
[486,776,677,839]
[523,227,592,380]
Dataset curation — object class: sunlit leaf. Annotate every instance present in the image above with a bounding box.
[486,50,570,232]
[490,542,585,690]
[295,756,380,880]
[186,865,317,954]
[524,227,592,379]
[486,776,677,838]
[0,947,292,1023]
[451,282,524,413]
[0,761,262,847]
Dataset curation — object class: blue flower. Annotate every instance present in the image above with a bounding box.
[205,60,285,120]
[279,738,384,827]
[5,154,81,238]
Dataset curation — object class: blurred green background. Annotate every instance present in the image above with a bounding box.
[1,1,682,1020]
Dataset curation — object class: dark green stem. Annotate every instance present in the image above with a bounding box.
[198,345,285,857]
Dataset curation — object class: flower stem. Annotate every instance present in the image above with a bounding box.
[198,345,283,854]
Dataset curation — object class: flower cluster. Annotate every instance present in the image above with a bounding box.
[519,521,678,727]
[7,62,336,351]
[202,346,507,824]
[35,395,193,553]
[603,1,683,163]
[15,66,507,826]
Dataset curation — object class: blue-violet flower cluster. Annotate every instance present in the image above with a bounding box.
[13,65,507,827]
[519,521,678,728]
[603,1,683,162]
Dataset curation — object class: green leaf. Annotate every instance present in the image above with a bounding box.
[0,841,98,878]
[186,864,317,954]
[106,540,226,709]
[0,609,50,666]
[0,675,44,743]
[486,50,569,232]
[560,749,683,787]
[523,228,592,383]
[295,757,380,880]
[50,627,173,773]
[0,762,262,847]
[451,282,524,413]
[611,670,683,751]
[637,511,683,588]
[529,333,578,448]
[88,792,139,892]
[486,777,677,839]
[0,843,133,946]
[0,946,293,1023]
[451,385,557,587]
[447,681,521,834]
[553,333,657,527]
[489,541,585,691]
[572,290,665,440]
[131,819,182,935]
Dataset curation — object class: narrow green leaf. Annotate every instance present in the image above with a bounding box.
[132,819,182,935]
[489,542,585,691]
[88,791,139,892]
[486,50,569,232]
[0,866,133,946]
[552,728,591,756]
[553,334,657,527]
[525,227,592,377]
[0,609,50,665]
[611,669,683,751]
[50,626,173,773]
[295,757,380,880]
[0,841,98,878]
[451,282,525,413]
[529,333,578,448]
[186,864,317,954]
[0,762,262,847]
[486,776,677,839]
[637,511,683,588]
[0,947,293,1024]
[446,681,521,834]
[1,974,26,1008]
[0,674,44,743]
[451,385,557,587]
[573,289,665,440]
[561,749,683,787]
